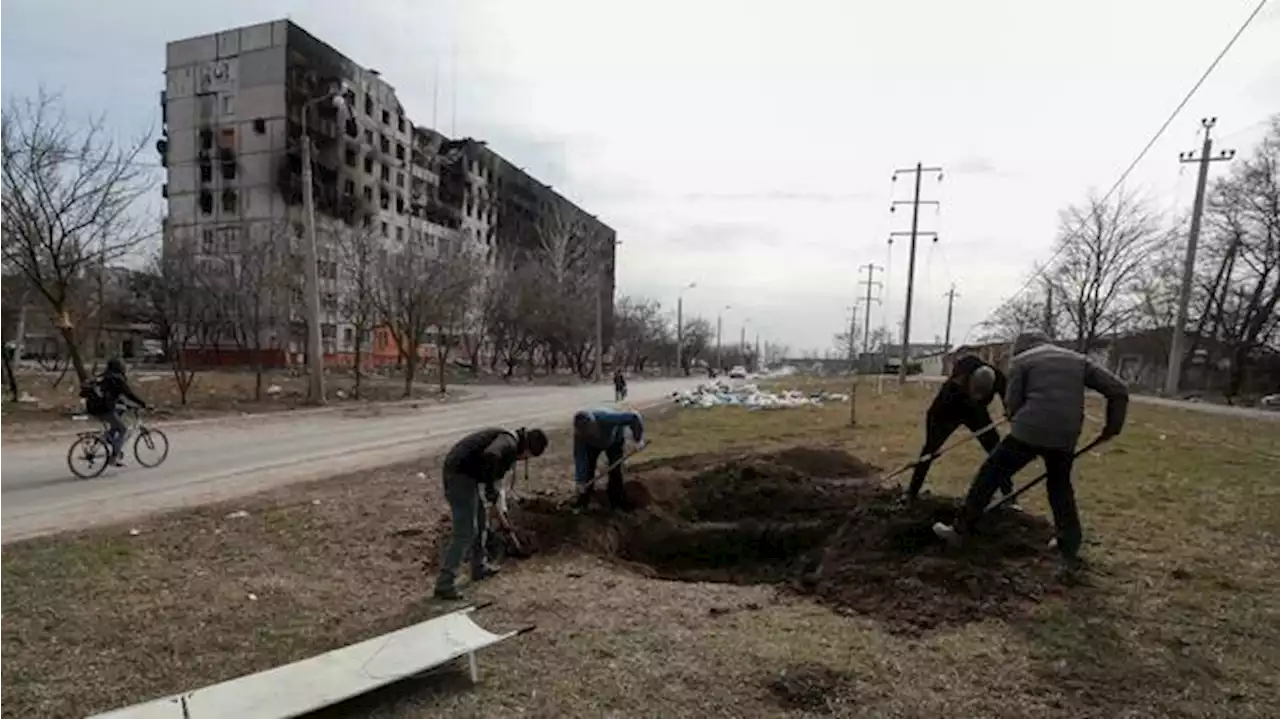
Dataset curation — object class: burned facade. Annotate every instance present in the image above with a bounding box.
[161,19,611,365]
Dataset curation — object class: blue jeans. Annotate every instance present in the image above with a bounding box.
[101,409,129,459]
[435,469,488,591]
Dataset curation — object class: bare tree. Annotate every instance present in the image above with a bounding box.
[373,239,432,397]
[334,223,380,398]
[427,248,482,394]
[132,245,218,404]
[613,296,670,373]
[977,276,1062,342]
[1194,117,1280,397]
[218,222,292,400]
[679,317,713,373]
[1,91,156,382]
[1046,190,1165,351]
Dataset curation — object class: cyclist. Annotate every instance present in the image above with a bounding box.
[84,358,148,466]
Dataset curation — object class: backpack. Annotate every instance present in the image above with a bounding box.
[80,375,109,414]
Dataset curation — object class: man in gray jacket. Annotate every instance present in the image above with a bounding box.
[933,331,1129,575]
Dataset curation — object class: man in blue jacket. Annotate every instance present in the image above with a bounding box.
[573,407,645,511]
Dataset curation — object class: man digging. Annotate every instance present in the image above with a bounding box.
[906,355,1014,507]
[434,427,549,601]
[573,407,646,511]
[932,331,1129,580]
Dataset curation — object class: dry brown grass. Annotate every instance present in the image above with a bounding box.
[3,378,1280,718]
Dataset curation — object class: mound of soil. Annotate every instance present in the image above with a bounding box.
[496,447,1062,632]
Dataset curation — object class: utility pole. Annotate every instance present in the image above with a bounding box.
[754,332,761,373]
[845,303,860,371]
[595,274,604,382]
[716,305,731,371]
[675,282,695,376]
[890,162,943,385]
[858,263,883,362]
[1165,117,1234,397]
[942,284,958,352]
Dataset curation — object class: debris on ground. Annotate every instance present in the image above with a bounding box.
[224,510,250,520]
[497,446,1060,633]
[671,381,850,409]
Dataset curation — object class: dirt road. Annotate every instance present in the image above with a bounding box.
[1,379,699,543]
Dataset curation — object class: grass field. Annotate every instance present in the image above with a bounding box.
[3,378,1279,718]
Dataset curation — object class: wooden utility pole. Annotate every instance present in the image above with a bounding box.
[943,284,958,352]
[890,162,943,384]
[1165,117,1234,397]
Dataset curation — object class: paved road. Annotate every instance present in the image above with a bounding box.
[1,378,701,543]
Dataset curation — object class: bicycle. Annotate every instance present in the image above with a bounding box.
[66,406,170,479]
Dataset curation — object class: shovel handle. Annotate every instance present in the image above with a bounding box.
[982,436,1106,515]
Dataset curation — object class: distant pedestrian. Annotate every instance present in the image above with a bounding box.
[905,355,1011,505]
[573,408,645,511]
[613,369,628,402]
[932,331,1129,579]
[434,426,549,601]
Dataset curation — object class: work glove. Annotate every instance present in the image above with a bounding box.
[484,483,501,506]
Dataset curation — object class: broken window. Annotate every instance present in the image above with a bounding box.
[381,222,389,238]
[201,229,216,254]
[395,171,404,188]
[364,95,373,116]
[395,194,405,214]
[221,189,237,213]
[380,164,390,181]
[379,134,390,154]
[200,163,213,183]
[362,185,373,201]
[380,189,390,210]
[343,179,355,196]
[200,128,214,150]
[345,147,357,167]
[363,155,374,174]
[221,159,236,180]
[395,144,405,161]
[381,110,390,125]
[199,190,214,215]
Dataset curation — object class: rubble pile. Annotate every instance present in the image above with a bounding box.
[671,381,849,410]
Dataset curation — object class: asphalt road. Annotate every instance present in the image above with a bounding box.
[1,378,701,543]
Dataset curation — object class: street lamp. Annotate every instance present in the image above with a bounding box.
[675,282,696,376]
[715,304,732,371]
[300,80,348,406]
[740,317,751,368]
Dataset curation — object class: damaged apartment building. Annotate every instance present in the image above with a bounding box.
[159,19,615,367]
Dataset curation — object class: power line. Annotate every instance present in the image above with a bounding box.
[967,0,1271,339]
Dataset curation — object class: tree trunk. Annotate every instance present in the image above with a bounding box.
[59,324,90,383]
[402,349,416,398]
[353,330,364,399]
[437,340,449,394]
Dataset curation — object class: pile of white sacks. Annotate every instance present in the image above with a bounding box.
[671,380,850,410]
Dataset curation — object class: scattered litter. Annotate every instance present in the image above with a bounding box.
[247,593,258,601]
[225,510,250,519]
[416,471,428,480]
[265,384,282,397]
[128,528,141,536]
[311,499,322,505]
[17,392,37,403]
[335,389,347,399]
[671,381,850,410]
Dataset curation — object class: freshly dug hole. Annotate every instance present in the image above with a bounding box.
[503,447,1062,632]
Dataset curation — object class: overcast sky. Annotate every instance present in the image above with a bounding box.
[4,0,1278,354]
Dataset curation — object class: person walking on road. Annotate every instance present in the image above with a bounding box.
[906,355,1012,505]
[573,408,645,511]
[434,427,549,600]
[613,369,628,402]
[932,331,1129,579]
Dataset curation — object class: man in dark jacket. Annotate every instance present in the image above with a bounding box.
[906,355,1012,505]
[933,331,1129,576]
[613,369,628,402]
[86,358,148,466]
[573,408,645,511]
[434,426,549,600]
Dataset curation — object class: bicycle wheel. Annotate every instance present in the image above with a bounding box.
[133,427,170,468]
[67,435,112,479]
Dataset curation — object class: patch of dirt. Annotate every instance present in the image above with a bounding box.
[499,446,1060,633]
[765,664,853,714]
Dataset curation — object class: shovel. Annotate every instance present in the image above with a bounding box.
[880,416,1010,485]
[981,435,1107,517]
[576,440,651,507]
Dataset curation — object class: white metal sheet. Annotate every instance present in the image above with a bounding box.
[87,608,515,719]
